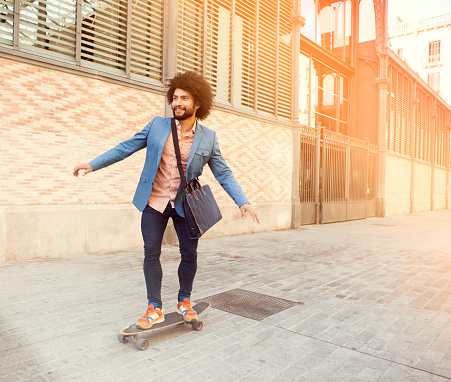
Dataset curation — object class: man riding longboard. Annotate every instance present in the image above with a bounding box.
[73,71,259,330]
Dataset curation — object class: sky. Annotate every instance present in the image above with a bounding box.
[388,0,451,23]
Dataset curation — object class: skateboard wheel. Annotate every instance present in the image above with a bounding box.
[136,338,148,351]
[118,334,128,344]
[192,320,203,331]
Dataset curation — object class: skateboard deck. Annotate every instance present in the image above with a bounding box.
[118,302,210,350]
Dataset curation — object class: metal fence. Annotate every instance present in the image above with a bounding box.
[300,125,379,224]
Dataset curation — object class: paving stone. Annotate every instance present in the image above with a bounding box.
[1,210,451,381]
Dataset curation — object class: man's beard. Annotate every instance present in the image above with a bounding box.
[172,106,195,121]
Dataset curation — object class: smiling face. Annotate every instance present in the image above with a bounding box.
[171,88,200,121]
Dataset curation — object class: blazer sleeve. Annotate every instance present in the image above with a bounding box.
[89,119,154,172]
[208,132,249,207]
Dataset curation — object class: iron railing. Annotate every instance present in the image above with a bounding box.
[300,124,379,221]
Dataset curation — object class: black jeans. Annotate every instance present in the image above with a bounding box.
[141,203,198,308]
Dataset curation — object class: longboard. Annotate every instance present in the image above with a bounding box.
[118,302,210,350]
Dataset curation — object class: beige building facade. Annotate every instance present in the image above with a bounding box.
[389,13,451,105]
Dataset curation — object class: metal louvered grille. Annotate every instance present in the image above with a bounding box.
[415,89,433,163]
[386,64,391,149]
[233,0,256,109]
[395,69,401,153]
[3,0,293,120]
[19,0,77,58]
[406,78,411,155]
[415,90,422,160]
[278,0,292,120]
[0,0,14,45]
[386,64,413,156]
[130,0,163,81]
[10,0,164,80]
[424,96,434,162]
[436,106,446,167]
[81,0,127,71]
[256,0,277,115]
[206,0,232,103]
[177,0,203,74]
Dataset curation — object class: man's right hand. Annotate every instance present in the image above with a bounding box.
[73,164,93,177]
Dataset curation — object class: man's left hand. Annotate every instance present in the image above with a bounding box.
[239,203,260,224]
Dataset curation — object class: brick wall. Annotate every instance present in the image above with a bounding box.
[0,57,293,260]
[0,57,164,207]
[0,57,292,209]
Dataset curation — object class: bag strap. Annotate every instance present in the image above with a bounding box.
[170,118,188,190]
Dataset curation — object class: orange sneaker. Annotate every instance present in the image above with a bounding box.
[136,304,165,330]
[177,298,198,322]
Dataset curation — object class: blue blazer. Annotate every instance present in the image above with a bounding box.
[89,116,249,216]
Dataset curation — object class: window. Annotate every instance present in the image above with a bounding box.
[3,0,164,82]
[206,0,232,103]
[299,53,349,133]
[277,0,292,119]
[177,0,204,74]
[428,40,441,64]
[428,72,440,94]
[19,0,77,59]
[0,0,14,45]
[130,0,164,81]
[233,0,256,109]
[81,0,127,72]
[257,0,277,115]
[193,0,292,119]
[301,0,353,64]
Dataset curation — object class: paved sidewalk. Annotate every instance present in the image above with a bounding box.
[1,210,451,381]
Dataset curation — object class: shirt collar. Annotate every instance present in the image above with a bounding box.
[175,119,196,135]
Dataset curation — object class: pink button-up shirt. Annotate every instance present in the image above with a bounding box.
[147,119,196,213]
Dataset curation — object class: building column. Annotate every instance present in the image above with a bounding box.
[410,83,418,214]
[314,123,323,224]
[446,124,450,209]
[431,103,437,211]
[375,72,388,217]
[375,0,388,217]
[164,0,178,117]
[446,123,451,209]
[349,0,359,138]
[291,0,304,228]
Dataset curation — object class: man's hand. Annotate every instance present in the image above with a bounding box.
[73,164,93,177]
[239,203,260,224]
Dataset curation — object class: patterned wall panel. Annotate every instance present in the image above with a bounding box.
[434,168,447,199]
[385,154,411,201]
[198,108,293,204]
[413,162,432,200]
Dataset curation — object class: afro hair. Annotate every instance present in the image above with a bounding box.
[166,71,214,120]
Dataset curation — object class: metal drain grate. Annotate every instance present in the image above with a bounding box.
[196,288,302,321]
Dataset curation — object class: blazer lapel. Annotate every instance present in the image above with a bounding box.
[157,118,172,159]
[186,121,202,173]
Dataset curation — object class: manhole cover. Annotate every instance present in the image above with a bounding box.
[196,288,302,321]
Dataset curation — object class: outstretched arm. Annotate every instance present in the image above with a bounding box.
[73,164,93,177]
[73,119,155,177]
[240,203,260,224]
